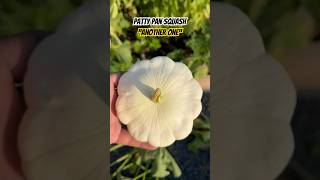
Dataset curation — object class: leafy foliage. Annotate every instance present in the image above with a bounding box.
[111,146,182,179]
[218,0,319,60]
[110,0,210,80]
[0,0,87,36]
[188,118,210,153]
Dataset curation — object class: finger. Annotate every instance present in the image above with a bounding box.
[0,56,25,179]
[196,75,210,91]
[110,73,121,101]
[109,119,121,144]
[0,31,49,82]
[110,73,122,87]
[109,112,121,144]
[110,73,122,115]
[116,129,157,150]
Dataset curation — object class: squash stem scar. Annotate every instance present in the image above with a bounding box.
[151,88,161,103]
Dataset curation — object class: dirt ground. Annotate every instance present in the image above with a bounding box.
[278,92,320,180]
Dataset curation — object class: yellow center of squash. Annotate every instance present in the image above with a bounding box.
[150,88,161,103]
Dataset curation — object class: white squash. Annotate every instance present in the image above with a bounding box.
[116,56,203,147]
[18,0,107,180]
[212,2,296,180]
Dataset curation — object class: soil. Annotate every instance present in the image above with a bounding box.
[278,92,320,180]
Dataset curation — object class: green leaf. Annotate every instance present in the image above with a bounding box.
[149,39,161,51]
[194,118,210,129]
[133,41,143,53]
[152,149,170,178]
[268,8,315,60]
[194,64,209,79]
[167,49,184,62]
[164,149,182,178]
[248,0,270,22]
[188,136,205,153]
[188,118,210,152]
[110,1,118,19]
[114,42,133,64]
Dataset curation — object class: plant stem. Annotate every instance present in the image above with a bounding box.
[110,144,124,152]
[132,169,151,180]
[111,153,131,167]
[112,154,132,177]
[134,163,142,177]
[192,129,210,133]
[200,112,210,121]
[122,163,134,171]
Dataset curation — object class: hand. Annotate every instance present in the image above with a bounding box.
[110,73,156,150]
[0,32,47,180]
